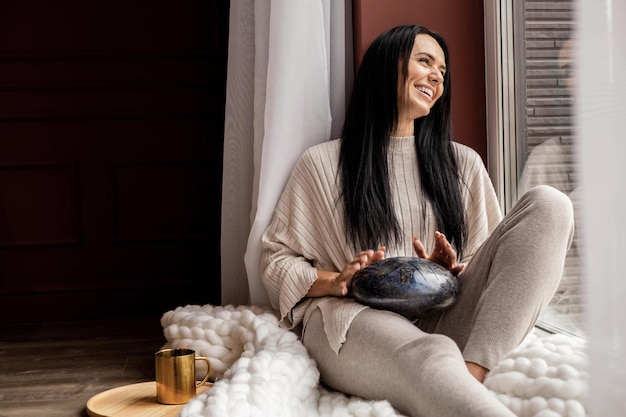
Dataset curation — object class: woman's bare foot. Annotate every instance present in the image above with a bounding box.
[466,361,488,383]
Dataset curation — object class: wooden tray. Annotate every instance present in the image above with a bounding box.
[86,381,212,417]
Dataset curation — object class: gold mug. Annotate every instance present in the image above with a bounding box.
[155,348,211,404]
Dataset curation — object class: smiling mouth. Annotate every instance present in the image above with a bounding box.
[416,85,433,98]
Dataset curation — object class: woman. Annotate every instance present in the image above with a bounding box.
[261,24,573,417]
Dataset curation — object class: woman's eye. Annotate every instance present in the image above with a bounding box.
[416,56,446,78]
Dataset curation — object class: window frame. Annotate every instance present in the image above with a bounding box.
[484,0,526,214]
[483,0,581,337]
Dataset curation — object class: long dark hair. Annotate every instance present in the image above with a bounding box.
[339,24,467,258]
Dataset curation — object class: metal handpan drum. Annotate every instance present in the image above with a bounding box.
[350,256,459,321]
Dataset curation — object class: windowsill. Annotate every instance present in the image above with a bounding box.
[536,305,586,340]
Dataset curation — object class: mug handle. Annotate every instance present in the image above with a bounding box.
[195,356,212,387]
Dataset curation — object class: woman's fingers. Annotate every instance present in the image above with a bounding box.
[355,251,372,267]
[434,231,449,253]
[371,247,386,263]
[414,232,460,273]
[354,247,386,267]
[413,237,428,258]
[450,263,465,276]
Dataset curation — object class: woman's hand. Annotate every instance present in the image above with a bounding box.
[413,232,464,276]
[307,247,386,297]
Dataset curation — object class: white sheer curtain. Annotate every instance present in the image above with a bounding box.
[220,0,352,306]
[578,0,626,414]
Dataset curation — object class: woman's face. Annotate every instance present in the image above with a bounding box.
[398,34,446,121]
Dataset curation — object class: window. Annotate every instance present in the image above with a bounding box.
[485,0,582,337]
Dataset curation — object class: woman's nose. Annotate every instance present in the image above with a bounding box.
[429,68,443,84]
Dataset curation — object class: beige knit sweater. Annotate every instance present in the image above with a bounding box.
[261,136,503,353]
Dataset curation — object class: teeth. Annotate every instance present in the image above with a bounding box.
[416,86,432,97]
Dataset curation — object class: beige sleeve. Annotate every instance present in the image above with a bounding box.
[455,144,503,263]
[260,142,350,329]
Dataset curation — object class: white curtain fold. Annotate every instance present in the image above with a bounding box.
[578,0,626,414]
[221,0,352,306]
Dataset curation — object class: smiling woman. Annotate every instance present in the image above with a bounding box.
[260,24,574,417]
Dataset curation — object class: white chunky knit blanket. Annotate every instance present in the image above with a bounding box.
[160,304,589,417]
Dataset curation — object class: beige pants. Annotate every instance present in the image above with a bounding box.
[302,185,574,417]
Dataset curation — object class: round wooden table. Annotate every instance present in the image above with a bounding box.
[86,381,212,417]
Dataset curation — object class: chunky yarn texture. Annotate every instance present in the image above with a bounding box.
[484,332,588,417]
[161,304,588,417]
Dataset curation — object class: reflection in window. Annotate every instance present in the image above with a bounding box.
[516,0,583,337]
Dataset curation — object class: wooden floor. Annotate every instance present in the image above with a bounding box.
[0,316,167,417]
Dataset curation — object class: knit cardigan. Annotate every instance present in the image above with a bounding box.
[261,136,503,353]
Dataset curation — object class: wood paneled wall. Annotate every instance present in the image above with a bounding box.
[0,1,229,323]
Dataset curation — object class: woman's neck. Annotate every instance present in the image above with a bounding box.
[393,119,414,137]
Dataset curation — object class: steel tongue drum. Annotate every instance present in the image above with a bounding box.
[350,256,459,321]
